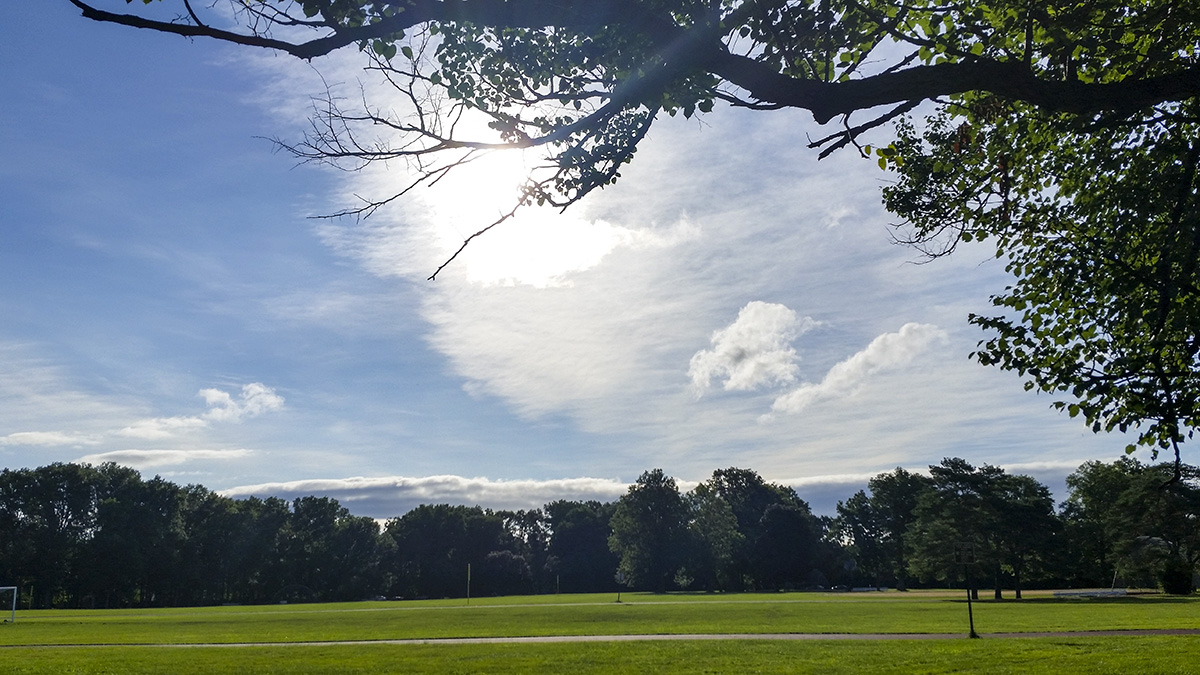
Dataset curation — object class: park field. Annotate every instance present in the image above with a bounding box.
[1,591,1197,673]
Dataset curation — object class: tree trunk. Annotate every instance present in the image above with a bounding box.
[993,565,1003,600]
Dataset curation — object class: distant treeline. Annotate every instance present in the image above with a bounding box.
[0,458,1196,609]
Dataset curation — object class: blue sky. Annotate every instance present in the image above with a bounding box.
[0,2,1139,516]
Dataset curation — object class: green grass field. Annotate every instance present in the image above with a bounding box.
[1,591,1197,673]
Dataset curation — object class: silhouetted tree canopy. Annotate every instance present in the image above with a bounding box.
[836,467,929,590]
[1,460,1197,606]
[1065,458,1200,593]
[905,458,1058,599]
[609,469,690,593]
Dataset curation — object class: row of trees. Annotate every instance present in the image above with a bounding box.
[0,462,621,608]
[837,458,1200,597]
[0,459,1195,608]
[0,463,391,608]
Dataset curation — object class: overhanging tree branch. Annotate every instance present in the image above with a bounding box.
[71,0,1200,123]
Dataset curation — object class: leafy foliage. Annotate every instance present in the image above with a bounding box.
[904,458,1058,599]
[835,467,930,589]
[884,100,1200,466]
[544,500,620,593]
[1065,458,1200,593]
[608,469,690,593]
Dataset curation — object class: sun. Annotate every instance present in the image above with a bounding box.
[439,147,533,223]
[423,147,637,288]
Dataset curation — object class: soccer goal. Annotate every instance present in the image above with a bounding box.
[0,587,16,623]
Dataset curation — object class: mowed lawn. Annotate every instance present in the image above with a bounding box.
[1,592,1197,673]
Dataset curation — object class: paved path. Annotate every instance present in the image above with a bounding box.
[12,629,1200,648]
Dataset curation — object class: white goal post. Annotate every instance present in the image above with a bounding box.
[0,587,15,623]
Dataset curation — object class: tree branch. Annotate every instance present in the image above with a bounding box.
[72,1,1200,120]
[710,53,1200,124]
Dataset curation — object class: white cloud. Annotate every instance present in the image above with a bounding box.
[118,383,284,439]
[689,301,818,393]
[784,472,890,487]
[221,474,631,518]
[200,382,285,422]
[116,416,209,440]
[0,431,101,447]
[768,322,949,416]
[76,449,254,469]
[456,216,679,289]
[408,148,690,289]
[1002,459,1096,473]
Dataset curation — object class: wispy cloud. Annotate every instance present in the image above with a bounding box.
[0,342,134,439]
[116,416,210,440]
[76,448,254,469]
[0,431,101,447]
[767,323,948,417]
[689,301,818,393]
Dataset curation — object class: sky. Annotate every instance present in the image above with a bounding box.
[0,2,1144,517]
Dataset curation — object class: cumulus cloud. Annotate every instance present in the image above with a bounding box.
[768,323,948,416]
[199,383,285,422]
[0,431,101,447]
[76,449,253,469]
[222,475,631,519]
[689,301,818,394]
[117,383,284,439]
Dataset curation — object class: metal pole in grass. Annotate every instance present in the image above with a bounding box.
[954,542,980,639]
[467,563,471,606]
